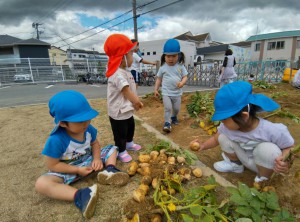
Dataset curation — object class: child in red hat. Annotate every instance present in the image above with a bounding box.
[104,34,143,162]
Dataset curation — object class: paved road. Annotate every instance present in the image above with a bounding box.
[0,83,217,108]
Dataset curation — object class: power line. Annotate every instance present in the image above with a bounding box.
[57,0,182,48]
[34,0,73,24]
[51,9,132,45]
[52,0,159,45]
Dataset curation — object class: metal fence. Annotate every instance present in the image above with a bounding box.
[0,57,108,85]
[0,57,294,86]
[186,60,293,87]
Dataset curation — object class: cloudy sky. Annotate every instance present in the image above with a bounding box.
[1,0,300,52]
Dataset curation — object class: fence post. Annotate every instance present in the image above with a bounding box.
[28,58,34,83]
[61,64,65,82]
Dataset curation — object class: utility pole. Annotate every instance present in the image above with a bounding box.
[32,23,43,40]
[132,0,138,41]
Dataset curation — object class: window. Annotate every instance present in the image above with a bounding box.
[267,42,276,50]
[255,43,260,51]
[276,41,284,49]
[297,40,300,48]
[267,41,285,50]
[141,52,144,56]
[147,52,150,55]
[153,51,156,55]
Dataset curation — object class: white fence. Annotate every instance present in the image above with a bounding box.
[0,57,108,85]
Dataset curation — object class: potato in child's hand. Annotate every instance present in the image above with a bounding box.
[189,141,200,151]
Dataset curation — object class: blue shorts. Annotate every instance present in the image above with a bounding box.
[44,145,118,184]
[130,70,140,83]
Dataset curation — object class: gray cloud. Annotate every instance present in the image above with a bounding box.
[1,0,300,51]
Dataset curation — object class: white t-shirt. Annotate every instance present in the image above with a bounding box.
[130,52,143,72]
[107,68,137,120]
[157,63,188,96]
[217,118,294,150]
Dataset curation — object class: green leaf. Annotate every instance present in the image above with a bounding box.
[230,194,249,206]
[249,198,262,212]
[236,206,252,216]
[238,183,253,201]
[226,186,240,196]
[181,213,194,222]
[202,214,214,222]
[251,212,262,222]
[235,218,253,222]
[265,192,280,210]
[190,206,203,216]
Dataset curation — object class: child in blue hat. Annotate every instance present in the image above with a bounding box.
[35,90,129,219]
[154,39,188,133]
[190,81,294,183]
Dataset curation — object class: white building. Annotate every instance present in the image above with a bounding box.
[246,30,300,63]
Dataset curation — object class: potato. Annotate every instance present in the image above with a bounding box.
[150,151,159,161]
[177,156,186,164]
[157,153,168,162]
[253,182,261,190]
[151,177,158,189]
[167,156,176,165]
[138,154,151,163]
[137,166,151,176]
[168,188,176,195]
[262,186,276,192]
[192,168,203,178]
[141,175,152,185]
[127,161,139,176]
[151,214,162,222]
[133,189,145,202]
[189,141,200,151]
[138,184,149,195]
[139,163,150,168]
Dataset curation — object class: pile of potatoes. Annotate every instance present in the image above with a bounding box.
[128,149,203,203]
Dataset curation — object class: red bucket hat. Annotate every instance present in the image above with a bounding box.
[104,34,137,77]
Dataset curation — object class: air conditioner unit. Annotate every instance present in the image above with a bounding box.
[194,55,204,63]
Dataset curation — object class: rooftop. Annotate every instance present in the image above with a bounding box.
[246,30,300,41]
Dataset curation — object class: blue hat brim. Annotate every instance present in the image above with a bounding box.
[51,109,99,135]
[211,94,280,121]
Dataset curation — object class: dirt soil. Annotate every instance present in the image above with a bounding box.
[0,82,299,222]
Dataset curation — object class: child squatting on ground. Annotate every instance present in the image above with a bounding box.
[154,39,188,133]
[190,81,294,183]
[35,90,129,219]
[104,34,143,163]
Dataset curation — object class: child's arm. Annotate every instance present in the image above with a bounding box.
[154,77,162,97]
[191,132,220,151]
[177,75,188,88]
[121,86,143,110]
[91,139,103,171]
[45,156,93,177]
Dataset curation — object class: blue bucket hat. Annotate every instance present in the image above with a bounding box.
[49,90,99,135]
[211,81,280,121]
[163,39,180,55]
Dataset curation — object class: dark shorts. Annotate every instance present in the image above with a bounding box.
[130,70,140,83]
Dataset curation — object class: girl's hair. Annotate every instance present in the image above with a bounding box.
[160,52,185,65]
[225,49,233,56]
[231,104,259,129]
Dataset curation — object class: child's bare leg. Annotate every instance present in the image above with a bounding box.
[35,175,77,201]
[105,150,117,166]
[256,165,274,178]
[224,152,240,162]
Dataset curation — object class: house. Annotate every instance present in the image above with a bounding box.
[174,31,213,48]
[197,41,252,63]
[0,34,51,65]
[48,46,67,65]
[246,30,300,63]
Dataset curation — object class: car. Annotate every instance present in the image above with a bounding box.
[14,74,32,82]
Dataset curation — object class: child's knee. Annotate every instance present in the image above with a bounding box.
[253,142,281,168]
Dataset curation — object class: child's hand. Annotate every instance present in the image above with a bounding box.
[274,155,289,174]
[177,82,184,88]
[189,139,202,151]
[154,90,160,97]
[133,101,143,111]
[77,166,94,177]
[92,159,103,171]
